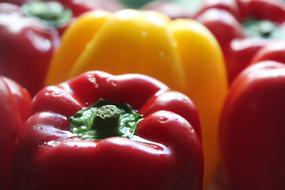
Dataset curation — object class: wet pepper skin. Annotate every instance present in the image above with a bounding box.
[220,61,285,190]
[0,77,32,190]
[196,0,285,83]
[0,3,59,95]
[14,71,203,190]
[46,10,228,186]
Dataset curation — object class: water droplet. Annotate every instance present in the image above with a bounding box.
[86,73,99,88]
[160,116,168,123]
[108,79,118,87]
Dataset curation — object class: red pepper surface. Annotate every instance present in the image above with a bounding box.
[14,71,203,190]
[196,0,285,83]
[0,77,32,190]
[220,61,285,190]
[251,41,285,64]
[56,0,123,17]
[0,2,59,95]
[0,0,27,5]
[55,0,98,17]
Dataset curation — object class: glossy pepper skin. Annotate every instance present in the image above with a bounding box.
[251,41,285,65]
[220,61,285,190]
[0,3,59,95]
[14,71,203,190]
[46,10,228,186]
[0,77,32,190]
[196,0,285,83]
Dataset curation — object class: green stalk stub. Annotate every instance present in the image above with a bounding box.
[21,1,72,28]
[243,18,285,40]
[70,99,142,140]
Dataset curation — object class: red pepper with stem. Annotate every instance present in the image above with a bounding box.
[196,0,285,83]
[23,1,124,35]
[55,0,98,17]
[0,2,60,95]
[21,1,74,35]
[14,71,203,190]
[0,77,32,190]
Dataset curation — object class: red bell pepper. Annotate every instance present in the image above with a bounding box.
[195,0,285,83]
[2,0,123,37]
[14,71,203,190]
[0,77,32,190]
[0,2,59,95]
[220,61,285,190]
[21,1,123,35]
[21,1,75,36]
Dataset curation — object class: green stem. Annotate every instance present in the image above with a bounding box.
[92,105,122,138]
[70,99,142,140]
[121,0,154,8]
[243,18,285,40]
[21,1,72,28]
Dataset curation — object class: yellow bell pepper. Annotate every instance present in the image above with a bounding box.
[46,9,228,188]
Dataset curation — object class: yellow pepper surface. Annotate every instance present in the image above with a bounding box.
[46,10,228,188]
